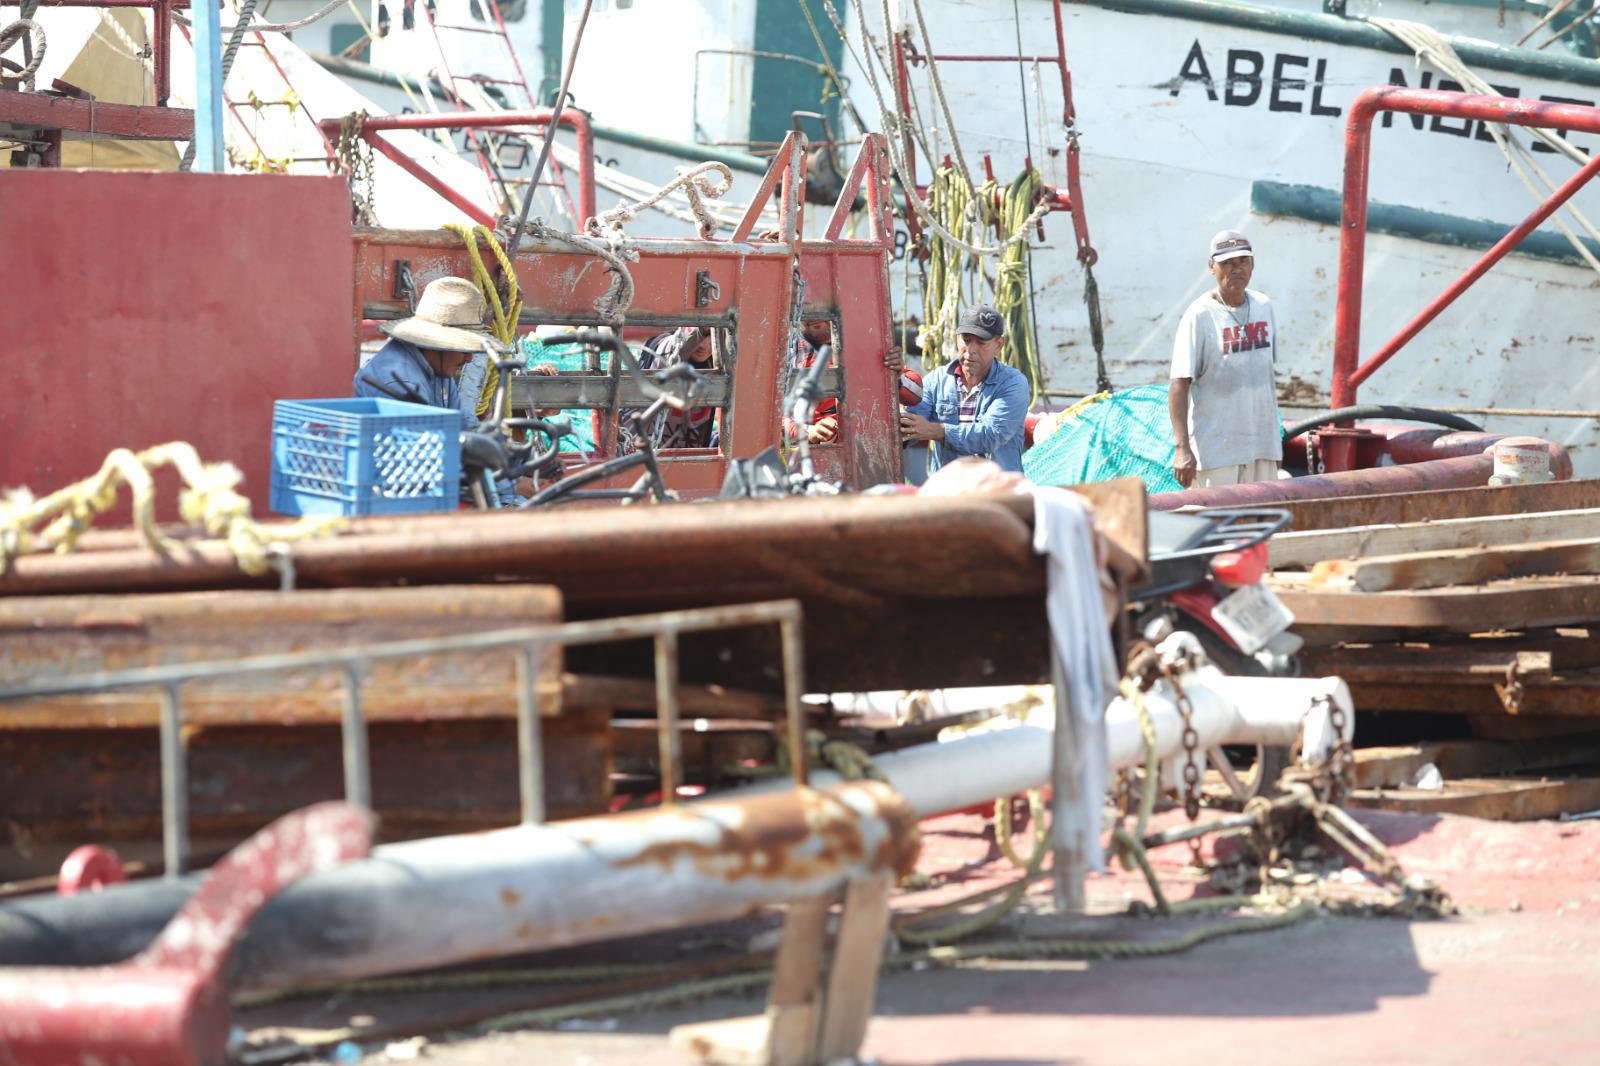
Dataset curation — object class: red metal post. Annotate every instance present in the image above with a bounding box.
[1332,87,1600,408]
[323,109,597,224]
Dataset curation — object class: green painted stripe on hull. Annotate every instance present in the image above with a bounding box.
[1076,0,1600,88]
[1251,179,1600,264]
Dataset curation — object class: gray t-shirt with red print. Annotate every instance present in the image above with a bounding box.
[1170,289,1282,469]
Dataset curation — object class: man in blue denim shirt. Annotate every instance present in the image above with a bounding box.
[899,304,1029,473]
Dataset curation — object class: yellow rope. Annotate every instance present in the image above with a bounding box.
[993,167,1045,401]
[444,222,523,420]
[0,442,342,577]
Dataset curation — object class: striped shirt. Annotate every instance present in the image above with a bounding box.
[954,366,983,425]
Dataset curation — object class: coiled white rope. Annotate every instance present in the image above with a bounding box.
[0,19,44,92]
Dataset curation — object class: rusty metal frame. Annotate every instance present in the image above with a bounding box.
[1332,86,1600,410]
[27,0,176,105]
[0,599,811,878]
[889,0,1096,263]
[352,132,901,492]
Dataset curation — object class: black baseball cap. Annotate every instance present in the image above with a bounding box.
[957,304,1005,341]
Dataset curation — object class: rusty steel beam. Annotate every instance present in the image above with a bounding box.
[1261,479,1600,534]
[0,495,1043,602]
[0,89,192,139]
[0,587,565,729]
[1152,454,1498,512]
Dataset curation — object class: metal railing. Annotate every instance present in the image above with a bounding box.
[0,599,810,880]
[1332,87,1600,409]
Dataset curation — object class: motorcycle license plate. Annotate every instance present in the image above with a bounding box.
[1211,582,1295,655]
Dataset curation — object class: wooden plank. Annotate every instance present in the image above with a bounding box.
[1271,507,1600,569]
[1275,572,1600,634]
[670,1013,786,1066]
[1353,734,1600,788]
[1311,537,1600,593]
[1247,478,1600,534]
[816,874,893,1062]
[1299,646,1552,685]
[1338,669,1600,717]
[1347,776,1600,820]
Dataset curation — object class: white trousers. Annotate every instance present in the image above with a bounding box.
[1196,459,1280,488]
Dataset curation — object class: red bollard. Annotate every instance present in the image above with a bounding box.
[0,802,374,1066]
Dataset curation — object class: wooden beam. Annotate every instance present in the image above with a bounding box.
[1352,733,1600,788]
[1242,478,1600,534]
[1338,670,1600,716]
[1275,572,1600,634]
[1347,776,1600,820]
[1298,646,1552,684]
[816,874,893,1062]
[1271,507,1600,570]
[1311,537,1600,592]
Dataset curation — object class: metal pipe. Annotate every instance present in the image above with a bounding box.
[654,631,682,804]
[1333,87,1600,408]
[1348,140,1600,392]
[516,645,545,825]
[1150,453,1496,511]
[189,0,223,171]
[0,783,920,987]
[159,684,187,879]
[340,665,371,809]
[772,655,1354,819]
[364,130,498,228]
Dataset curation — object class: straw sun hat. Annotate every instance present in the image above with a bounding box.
[380,277,505,353]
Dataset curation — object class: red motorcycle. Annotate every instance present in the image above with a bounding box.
[1130,507,1299,797]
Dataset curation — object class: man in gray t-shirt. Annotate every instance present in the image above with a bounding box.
[1168,229,1283,489]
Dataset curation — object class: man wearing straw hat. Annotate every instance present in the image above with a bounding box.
[354,276,519,503]
[354,276,506,421]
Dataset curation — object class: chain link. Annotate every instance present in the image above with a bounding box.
[1305,431,1325,476]
[335,112,378,227]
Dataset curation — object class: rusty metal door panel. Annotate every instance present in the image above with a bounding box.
[0,586,564,729]
[802,245,902,489]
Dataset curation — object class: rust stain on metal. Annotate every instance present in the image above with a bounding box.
[501,887,524,908]
[611,783,918,883]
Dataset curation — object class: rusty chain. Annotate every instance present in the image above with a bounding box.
[335,112,379,227]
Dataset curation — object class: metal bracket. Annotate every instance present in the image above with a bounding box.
[393,259,418,310]
[695,269,721,308]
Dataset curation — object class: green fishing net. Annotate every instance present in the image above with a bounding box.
[1022,384,1181,493]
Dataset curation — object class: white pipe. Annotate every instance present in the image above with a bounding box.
[792,658,1353,817]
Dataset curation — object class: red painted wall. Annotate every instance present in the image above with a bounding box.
[1,171,353,515]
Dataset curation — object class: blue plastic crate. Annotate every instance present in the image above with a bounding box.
[270,398,462,516]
